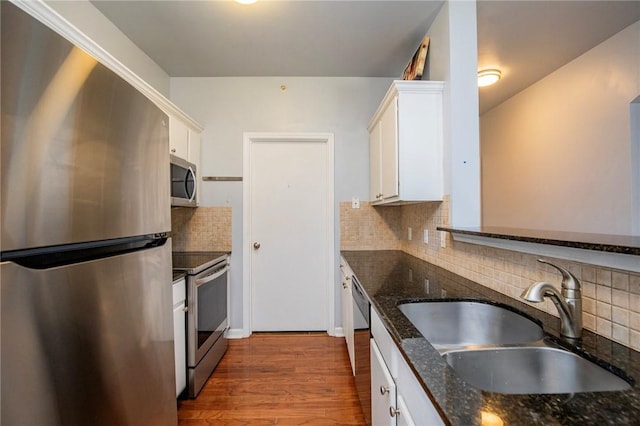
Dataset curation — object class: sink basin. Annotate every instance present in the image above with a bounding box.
[444,346,631,394]
[398,301,543,349]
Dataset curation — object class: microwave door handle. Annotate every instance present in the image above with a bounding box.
[195,265,229,287]
[187,166,197,202]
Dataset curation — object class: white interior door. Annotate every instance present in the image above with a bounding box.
[245,133,334,332]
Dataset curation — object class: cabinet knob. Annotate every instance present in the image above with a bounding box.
[389,406,400,418]
[380,385,389,395]
[253,242,261,249]
[183,306,189,312]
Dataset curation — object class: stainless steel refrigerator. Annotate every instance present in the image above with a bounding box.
[1,3,177,425]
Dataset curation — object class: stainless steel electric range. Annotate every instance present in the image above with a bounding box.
[172,251,230,398]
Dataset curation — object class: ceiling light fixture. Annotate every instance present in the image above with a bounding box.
[234,0,257,4]
[477,69,501,87]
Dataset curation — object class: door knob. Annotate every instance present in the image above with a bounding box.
[253,242,261,249]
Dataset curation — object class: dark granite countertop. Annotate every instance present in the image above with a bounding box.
[172,251,231,275]
[341,250,640,425]
[437,226,640,256]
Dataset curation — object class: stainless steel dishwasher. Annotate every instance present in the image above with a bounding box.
[352,277,371,425]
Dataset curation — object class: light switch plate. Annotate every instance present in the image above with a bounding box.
[408,227,412,240]
[440,231,447,248]
[423,229,429,244]
[351,197,360,209]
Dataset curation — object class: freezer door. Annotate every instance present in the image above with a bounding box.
[1,242,177,426]
[1,2,170,252]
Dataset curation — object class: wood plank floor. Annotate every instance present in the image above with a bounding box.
[178,333,366,425]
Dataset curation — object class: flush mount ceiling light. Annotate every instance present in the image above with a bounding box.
[234,0,257,4]
[477,69,501,87]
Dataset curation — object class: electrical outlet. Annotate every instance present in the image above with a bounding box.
[441,289,447,298]
[440,231,447,248]
[423,229,429,244]
[408,227,412,241]
[351,197,360,209]
[424,278,430,293]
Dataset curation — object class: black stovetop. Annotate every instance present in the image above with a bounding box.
[172,251,229,275]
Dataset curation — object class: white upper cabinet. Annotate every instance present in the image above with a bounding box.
[369,120,383,202]
[169,116,189,159]
[169,116,202,169]
[368,80,444,205]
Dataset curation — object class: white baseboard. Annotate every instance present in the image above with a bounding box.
[225,328,251,339]
[226,328,345,339]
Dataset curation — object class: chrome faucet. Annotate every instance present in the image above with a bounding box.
[521,259,582,340]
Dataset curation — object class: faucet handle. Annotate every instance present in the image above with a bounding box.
[537,259,580,292]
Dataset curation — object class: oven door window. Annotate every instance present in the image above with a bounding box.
[197,269,227,349]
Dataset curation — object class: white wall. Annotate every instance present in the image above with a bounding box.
[170,77,392,331]
[482,20,640,235]
[45,0,170,96]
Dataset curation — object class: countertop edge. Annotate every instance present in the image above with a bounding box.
[437,226,640,256]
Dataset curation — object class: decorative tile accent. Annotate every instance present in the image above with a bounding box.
[171,206,232,252]
[339,195,640,351]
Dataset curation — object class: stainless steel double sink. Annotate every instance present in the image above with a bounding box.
[398,300,631,394]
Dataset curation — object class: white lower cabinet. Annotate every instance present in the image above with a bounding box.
[340,256,355,374]
[371,340,396,426]
[173,278,187,397]
[370,308,444,426]
[396,395,416,426]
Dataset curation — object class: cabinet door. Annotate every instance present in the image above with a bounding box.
[369,120,382,201]
[380,96,399,200]
[341,277,355,374]
[371,340,396,426]
[169,116,189,159]
[173,301,186,397]
[396,395,416,426]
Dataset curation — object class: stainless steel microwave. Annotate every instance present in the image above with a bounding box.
[170,154,197,207]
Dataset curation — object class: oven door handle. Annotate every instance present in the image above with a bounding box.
[195,265,229,286]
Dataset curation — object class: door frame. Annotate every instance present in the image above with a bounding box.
[242,132,335,336]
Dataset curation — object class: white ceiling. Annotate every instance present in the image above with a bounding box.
[90,0,640,114]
